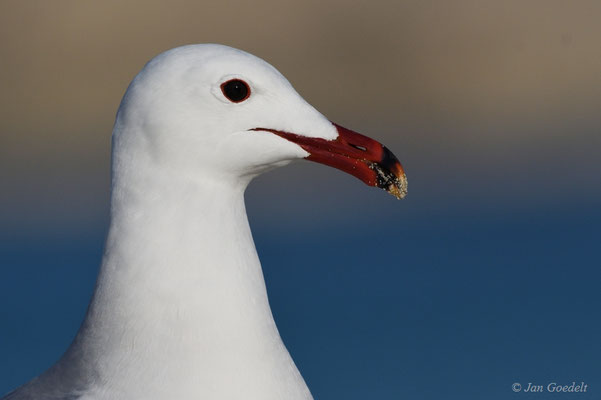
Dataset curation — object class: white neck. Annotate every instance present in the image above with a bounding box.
[57,148,312,399]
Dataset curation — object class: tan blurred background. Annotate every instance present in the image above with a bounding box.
[1,0,600,232]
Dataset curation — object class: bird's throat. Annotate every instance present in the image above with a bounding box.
[62,167,312,399]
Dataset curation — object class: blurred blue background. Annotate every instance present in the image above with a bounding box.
[1,1,600,398]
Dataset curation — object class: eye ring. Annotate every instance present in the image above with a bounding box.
[220,79,251,103]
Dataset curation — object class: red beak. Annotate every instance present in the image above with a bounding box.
[253,123,407,199]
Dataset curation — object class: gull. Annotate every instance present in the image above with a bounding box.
[2,44,407,400]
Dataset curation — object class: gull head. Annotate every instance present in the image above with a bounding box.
[113,44,407,198]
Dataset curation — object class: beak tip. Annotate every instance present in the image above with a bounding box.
[387,173,408,200]
[369,153,408,200]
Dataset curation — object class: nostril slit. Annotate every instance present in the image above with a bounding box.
[350,144,367,152]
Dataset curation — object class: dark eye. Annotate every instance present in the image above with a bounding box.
[221,79,250,103]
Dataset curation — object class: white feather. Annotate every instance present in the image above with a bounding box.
[4,44,341,400]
